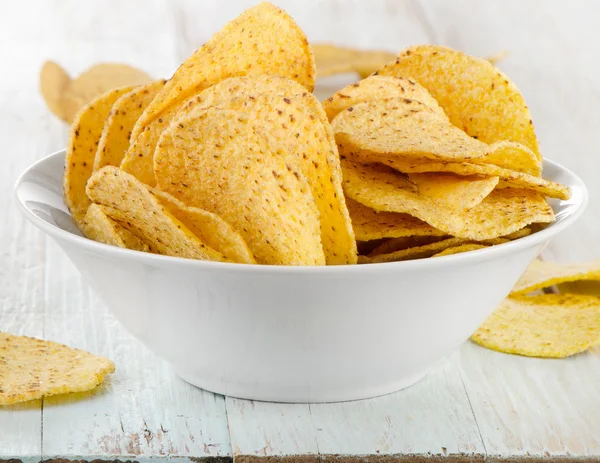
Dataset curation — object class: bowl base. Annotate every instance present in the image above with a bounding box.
[174,368,428,403]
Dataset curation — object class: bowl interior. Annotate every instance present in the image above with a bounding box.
[15,150,588,265]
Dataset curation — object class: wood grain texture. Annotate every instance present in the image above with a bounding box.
[1,0,599,460]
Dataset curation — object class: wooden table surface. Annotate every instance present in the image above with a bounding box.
[1,1,599,461]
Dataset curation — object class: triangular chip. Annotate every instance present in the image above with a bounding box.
[121,75,310,186]
[333,98,541,176]
[155,107,324,265]
[94,80,165,171]
[86,167,228,262]
[408,173,498,209]
[0,332,114,406]
[322,75,447,122]
[346,152,569,200]
[512,259,600,295]
[83,203,149,252]
[64,85,137,228]
[154,191,255,264]
[131,2,315,142]
[347,198,444,242]
[342,160,554,241]
[471,294,600,358]
[375,45,541,160]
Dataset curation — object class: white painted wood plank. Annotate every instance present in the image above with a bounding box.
[420,1,600,458]
[0,313,43,463]
[41,281,231,460]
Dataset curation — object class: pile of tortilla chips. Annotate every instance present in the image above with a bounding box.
[63,3,569,266]
[472,259,600,358]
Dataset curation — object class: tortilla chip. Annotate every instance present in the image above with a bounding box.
[322,75,446,122]
[64,85,137,228]
[359,237,466,263]
[333,97,541,176]
[61,63,151,124]
[94,80,165,171]
[121,75,310,187]
[86,167,228,262]
[471,294,600,358]
[375,45,541,160]
[342,160,554,241]
[433,243,489,257]
[347,153,569,200]
[313,43,396,78]
[40,61,72,122]
[83,203,149,252]
[368,235,449,257]
[154,191,255,264]
[154,107,324,265]
[347,198,444,242]
[0,332,114,405]
[131,2,315,141]
[512,259,600,295]
[408,173,498,209]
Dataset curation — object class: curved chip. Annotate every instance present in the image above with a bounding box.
[322,75,447,122]
[333,98,541,176]
[408,173,498,209]
[432,244,489,257]
[121,75,310,186]
[375,45,541,160]
[39,60,72,122]
[347,153,570,200]
[359,237,466,264]
[64,85,137,228]
[471,294,600,358]
[83,203,150,252]
[313,44,396,78]
[347,198,444,242]
[0,332,114,406]
[155,107,324,266]
[94,80,165,171]
[342,160,554,241]
[86,167,228,262]
[131,2,315,142]
[512,259,600,295]
[154,191,255,264]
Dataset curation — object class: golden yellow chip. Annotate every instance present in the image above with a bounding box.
[359,237,466,263]
[471,294,600,358]
[313,44,396,78]
[155,107,325,265]
[333,98,541,176]
[512,259,600,295]
[408,173,498,209]
[64,85,137,228]
[322,75,447,122]
[94,80,165,171]
[187,92,355,264]
[368,236,449,257]
[131,2,315,142]
[121,75,310,186]
[86,167,228,262]
[346,198,444,242]
[342,160,554,241]
[375,45,541,160]
[0,332,114,405]
[347,153,570,200]
[154,191,256,264]
[61,63,151,124]
[39,61,72,122]
[83,203,149,252]
[433,243,489,257]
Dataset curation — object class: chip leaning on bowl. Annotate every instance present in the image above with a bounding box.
[61,3,569,266]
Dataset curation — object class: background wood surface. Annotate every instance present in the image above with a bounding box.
[0,1,599,461]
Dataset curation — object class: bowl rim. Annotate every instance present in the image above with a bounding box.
[14,149,588,275]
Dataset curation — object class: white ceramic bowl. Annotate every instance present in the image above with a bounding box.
[15,150,587,403]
